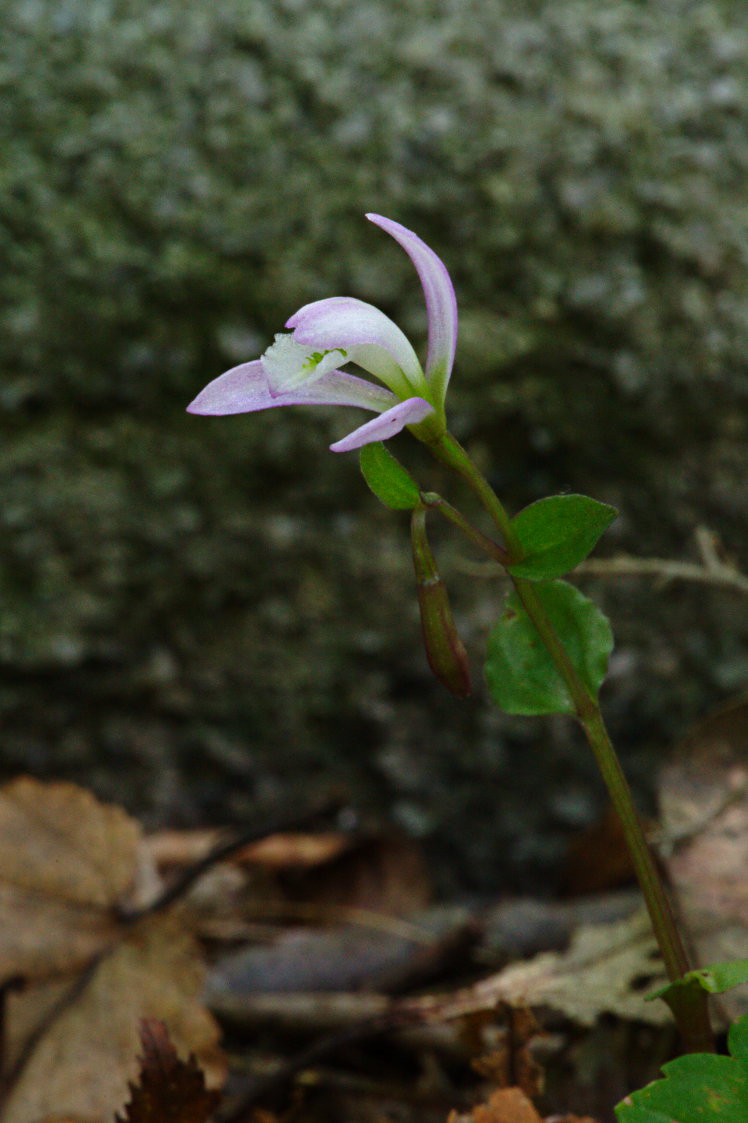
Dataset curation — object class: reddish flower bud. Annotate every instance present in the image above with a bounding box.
[410,507,472,698]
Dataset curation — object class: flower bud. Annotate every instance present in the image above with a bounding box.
[410,507,472,698]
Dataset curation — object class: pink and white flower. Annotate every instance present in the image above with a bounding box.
[187,214,458,452]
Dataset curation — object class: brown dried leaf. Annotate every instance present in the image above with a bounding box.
[115,1018,220,1123]
[145,828,349,872]
[472,1005,543,1098]
[0,778,225,1123]
[239,830,351,869]
[275,833,432,916]
[3,913,224,1123]
[145,829,430,941]
[450,1088,599,1123]
[0,778,142,978]
[449,1087,543,1123]
[659,695,748,1019]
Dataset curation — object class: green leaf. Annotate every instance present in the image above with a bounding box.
[694,959,748,994]
[615,1106,677,1123]
[729,1013,748,1062]
[508,494,618,580]
[484,580,613,715]
[649,958,748,1003]
[615,1017,748,1122]
[359,442,421,510]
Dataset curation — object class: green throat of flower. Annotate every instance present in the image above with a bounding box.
[262,334,348,393]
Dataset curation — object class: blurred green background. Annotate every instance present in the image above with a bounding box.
[2,0,747,892]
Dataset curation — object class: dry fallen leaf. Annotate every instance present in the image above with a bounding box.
[0,777,225,1122]
[450,1087,599,1123]
[145,827,431,944]
[223,908,671,1043]
[469,908,669,1029]
[659,695,748,1020]
[115,1018,220,1123]
[145,828,349,872]
[471,1004,543,1101]
[3,914,224,1123]
[449,1087,542,1123]
[280,832,431,915]
[0,777,142,978]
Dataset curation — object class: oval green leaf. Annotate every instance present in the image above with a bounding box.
[359,442,421,510]
[484,580,613,715]
[508,494,617,580]
[615,1026,748,1123]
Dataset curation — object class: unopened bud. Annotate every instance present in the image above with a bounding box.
[410,506,472,698]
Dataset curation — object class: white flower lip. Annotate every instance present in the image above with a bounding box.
[261,334,348,395]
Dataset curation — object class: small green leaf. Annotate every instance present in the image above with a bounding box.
[484,580,613,715]
[729,1013,748,1062]
[695,959,748,994]
[359,442,421,510]
[615,1017,748,1122]
[649,958,748,1003]
[508,494,617,580]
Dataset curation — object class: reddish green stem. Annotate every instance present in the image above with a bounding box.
[428,431,714,1054]
[419,491,509,565]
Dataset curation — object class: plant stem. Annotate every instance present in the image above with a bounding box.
[419,491,509,565]
[428,431,714,1053]
[428,433,518,551]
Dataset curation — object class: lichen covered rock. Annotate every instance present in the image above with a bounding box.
[1,0,747,889]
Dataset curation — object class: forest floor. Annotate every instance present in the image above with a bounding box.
[1,692,745,1123]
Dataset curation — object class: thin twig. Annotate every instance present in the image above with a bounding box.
[575,555,748,596]
[457,528,748,598]
[118,796,344,926]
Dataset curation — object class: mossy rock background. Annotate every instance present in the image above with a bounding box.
[1,0,747,891]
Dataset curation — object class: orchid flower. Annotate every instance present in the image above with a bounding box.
[187,214,458,452]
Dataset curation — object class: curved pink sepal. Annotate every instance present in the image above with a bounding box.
[366,214,457,400]
[186,359,396,416]
[329,397,434,453]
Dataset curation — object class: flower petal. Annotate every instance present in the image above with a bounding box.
[329,396,434,453]
[187,359,397,416]
[288,297,426,398]
[366,214,457,403]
